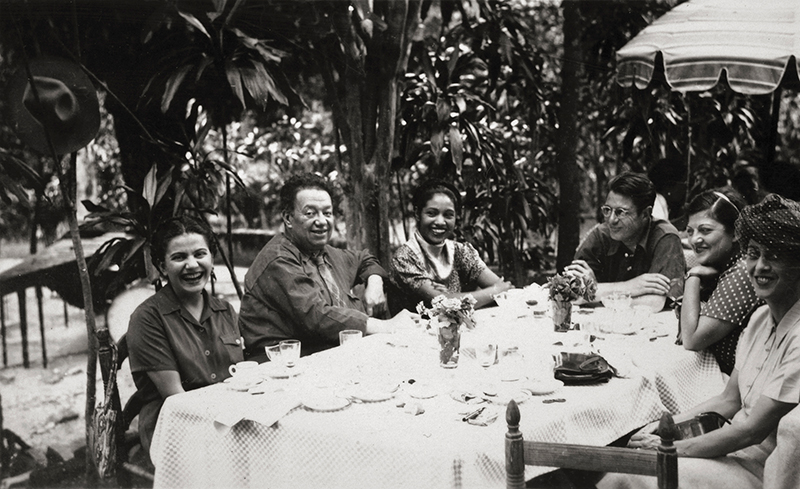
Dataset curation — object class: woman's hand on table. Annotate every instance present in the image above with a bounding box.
[366,309,421,334]
[490,279,514,295]
[627,420,662,449]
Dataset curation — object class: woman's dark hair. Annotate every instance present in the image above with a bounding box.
[151,215,217,271]
[412,179,462,218]
[607,172,656,213]
[280,173,332,214]
[685,187,745,233]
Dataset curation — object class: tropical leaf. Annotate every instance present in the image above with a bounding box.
[178,11,211,38]
[161,63,193,113]
[142,164,158,208]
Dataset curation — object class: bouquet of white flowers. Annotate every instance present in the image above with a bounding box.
[417,295,477,367]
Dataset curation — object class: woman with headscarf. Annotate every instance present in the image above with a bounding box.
[390,179,512,311]
[679,188,763,375]
[599,194,800,489]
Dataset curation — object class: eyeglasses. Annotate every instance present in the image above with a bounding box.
[600,206,633,220]
[744,246,780,263]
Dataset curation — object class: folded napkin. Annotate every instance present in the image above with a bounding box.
[214,395,301,435]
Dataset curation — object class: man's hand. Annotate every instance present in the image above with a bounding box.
[365,309,421,335]
[626,273,671,297]
[364,275,388,316]
[564,260,597,284]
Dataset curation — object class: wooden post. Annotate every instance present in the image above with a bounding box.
[63,299,69,328]
[17,289,29,368]
[1,295,7,366]
[505,400,525,489]
[657,412,679,489]
[36,285,47,368]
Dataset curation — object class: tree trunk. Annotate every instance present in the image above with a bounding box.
[55,152,98,478]
[555,0,583,271]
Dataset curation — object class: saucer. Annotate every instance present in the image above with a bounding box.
[524,379,564,395]
[405,382,439,399]
[302,394,351,412]
[265,364,305,379]
[228,378,262,392]
[344,386,395,403]
[484,387,531,405]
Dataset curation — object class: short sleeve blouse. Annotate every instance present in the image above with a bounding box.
[700,259,763,374]
[391,239,486,295]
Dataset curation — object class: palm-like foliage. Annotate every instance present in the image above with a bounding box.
[396,0,554,284]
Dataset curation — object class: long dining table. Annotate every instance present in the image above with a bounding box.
[149,303,726,489]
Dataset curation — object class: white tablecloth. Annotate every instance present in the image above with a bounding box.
[150,307,725,489]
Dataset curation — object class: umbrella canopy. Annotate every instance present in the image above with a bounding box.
[616,0,800,95]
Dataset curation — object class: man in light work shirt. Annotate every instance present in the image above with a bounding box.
[238,173,416,360]
[566,171,685,311]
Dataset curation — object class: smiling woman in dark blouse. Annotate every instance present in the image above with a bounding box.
[127,215,242,462]
[390,179,512,311]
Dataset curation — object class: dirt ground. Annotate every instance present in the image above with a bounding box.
[1,257,244,482]
[1,283,138,464]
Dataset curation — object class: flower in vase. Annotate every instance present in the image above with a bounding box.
[548,272,597,303]
[416,294,477,330]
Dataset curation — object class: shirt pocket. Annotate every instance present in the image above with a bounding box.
[219,333,244,363]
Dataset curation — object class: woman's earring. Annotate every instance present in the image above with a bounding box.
[211,269,217,282]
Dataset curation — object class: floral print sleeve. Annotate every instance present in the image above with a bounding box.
[390,243,431,292]
[454,242,488,286]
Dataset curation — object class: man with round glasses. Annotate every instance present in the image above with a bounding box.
[566,171,686,311]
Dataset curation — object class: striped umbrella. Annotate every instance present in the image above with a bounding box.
[616,0,800,95]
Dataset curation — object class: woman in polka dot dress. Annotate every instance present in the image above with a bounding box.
[679,188,762,374]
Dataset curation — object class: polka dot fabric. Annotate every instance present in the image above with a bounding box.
[700,260,763,374]
[735,193,800,255]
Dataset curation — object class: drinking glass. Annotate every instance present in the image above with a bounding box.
[476,342,498,368]
[280,339,301,367]
[265,345,282,364]
[339,329,363,346]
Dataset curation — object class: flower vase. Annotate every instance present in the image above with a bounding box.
[437,319,461,368]
[551,300,572,332]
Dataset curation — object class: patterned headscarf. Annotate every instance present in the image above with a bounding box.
[735,193,800,255]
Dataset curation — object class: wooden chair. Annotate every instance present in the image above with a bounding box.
[505,400,679,489]
[100,285,156,485]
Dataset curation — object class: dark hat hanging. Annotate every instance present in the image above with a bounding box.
[7,56,100,155]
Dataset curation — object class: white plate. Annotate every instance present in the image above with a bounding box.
[406,383,439,399]
[345,387,396,402]
[485,388,532,405]
[524,379,564,395]
[302,395,351,412]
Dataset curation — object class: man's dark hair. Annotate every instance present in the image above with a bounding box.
[151,214,217,271]
[412,179,462,217]
[280,173,332,214]
[608,172,656,213]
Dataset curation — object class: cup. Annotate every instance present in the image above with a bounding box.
[228,360,259,378]
[280,339,301,367]
[265,345,282,364]
[339,329,363,346]
[476,342,498,368]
